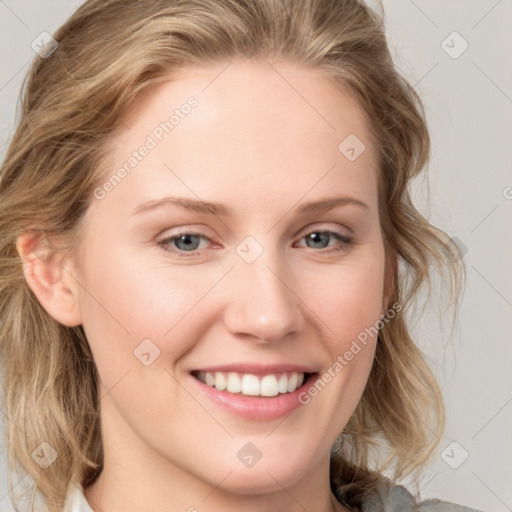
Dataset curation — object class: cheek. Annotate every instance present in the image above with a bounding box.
[307,256,386,351]
[302,255,385,414]
[76,242,223,379]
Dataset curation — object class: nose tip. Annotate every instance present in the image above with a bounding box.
[222,257,305,344]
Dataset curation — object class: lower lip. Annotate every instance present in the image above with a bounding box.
[189,374,315,421]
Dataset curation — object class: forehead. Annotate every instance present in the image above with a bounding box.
[97,60,379,214]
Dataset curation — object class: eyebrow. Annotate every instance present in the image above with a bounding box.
[131,195,369,217]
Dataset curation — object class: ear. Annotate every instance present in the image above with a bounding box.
[16,232,83,327]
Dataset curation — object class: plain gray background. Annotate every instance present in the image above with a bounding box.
[1,1,511,511]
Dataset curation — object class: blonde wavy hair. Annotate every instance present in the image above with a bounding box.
[0,0,465,510]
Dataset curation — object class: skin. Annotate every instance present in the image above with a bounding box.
[18,59,393,512]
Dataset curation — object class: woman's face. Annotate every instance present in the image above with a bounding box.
[70,60,390,497]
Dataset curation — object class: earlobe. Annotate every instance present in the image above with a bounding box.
[16,232,83,327]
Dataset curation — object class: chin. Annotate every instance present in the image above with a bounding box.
[213,465,305,495]
[200,447,314,495]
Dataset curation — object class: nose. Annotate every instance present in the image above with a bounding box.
[221,244,305,344]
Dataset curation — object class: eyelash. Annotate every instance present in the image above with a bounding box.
[157,229,354,258]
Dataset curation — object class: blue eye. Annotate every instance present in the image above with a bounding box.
[157,229,354,257]
[159,232,207,254]
[299,230,353,251]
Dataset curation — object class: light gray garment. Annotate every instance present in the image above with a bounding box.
[359,484,483,512]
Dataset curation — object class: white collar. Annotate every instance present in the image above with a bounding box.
[63,483,94,512]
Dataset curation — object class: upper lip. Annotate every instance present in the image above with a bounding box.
[191,363,317,376]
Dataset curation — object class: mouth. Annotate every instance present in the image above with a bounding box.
[191,370,315,398]
[188,363,319,420]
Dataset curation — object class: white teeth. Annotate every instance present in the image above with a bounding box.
[214,372,227,391]
[260,375,279,397]
[278,374,288,394]
[195,371,306,397]
[227,372,241,393]
[241,374,260,396]
[287,372,298,392]
[205,372,215,386]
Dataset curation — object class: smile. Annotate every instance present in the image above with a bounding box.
[193,370,306,397]
[189,364,318,420]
